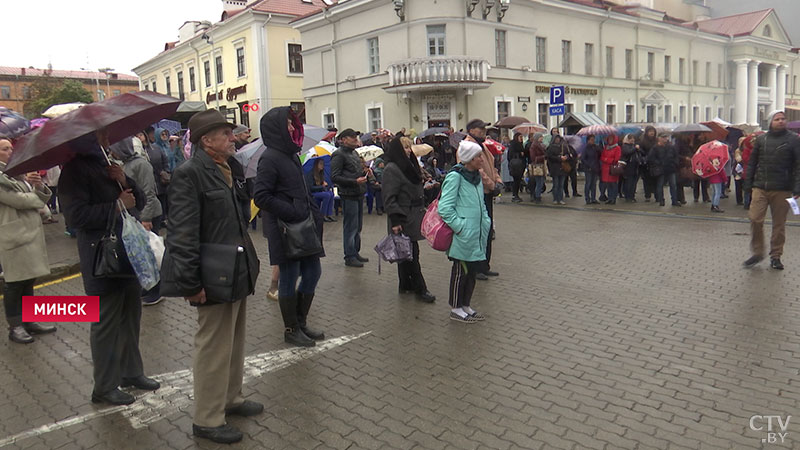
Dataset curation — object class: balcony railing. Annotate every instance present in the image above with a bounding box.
[386,56,491,93]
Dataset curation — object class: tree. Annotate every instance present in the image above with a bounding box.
[24,76,94,118]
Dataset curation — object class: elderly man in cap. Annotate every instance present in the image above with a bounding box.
[162,109,261,444]
[233,125,251,150]
[331,128,370,267]
[743,110,800,270]
[463,119,502,280]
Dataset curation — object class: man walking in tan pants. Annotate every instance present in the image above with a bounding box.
[743,110,800,270]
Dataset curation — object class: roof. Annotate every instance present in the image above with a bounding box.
[694,9,772,37]
[0,66,138,81]
[251,0,326,17]
[558,112,606,128]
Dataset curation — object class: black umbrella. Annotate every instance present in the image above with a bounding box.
[419,127,450,138]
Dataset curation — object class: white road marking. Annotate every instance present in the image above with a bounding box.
[0,332,371,447]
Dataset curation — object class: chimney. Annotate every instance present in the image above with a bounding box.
[21,68,25,76]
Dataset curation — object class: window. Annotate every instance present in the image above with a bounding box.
[22,86,31,99]
[606,104,616,124]
[112,89,120,97]
[705,62,711,86]
[367,38,380,74]
[692,60,698,85]
[647,52,654,79]
[237,48,246,77]
[679,58,685,84]
[144,83,149,91]
[290,102,306,124]
[664,55,671,81]
[692,106,699,123]
[717,107,723,119]
[288,44,303,74]
[794,75,797,94]
[1,86,10,99]
[97,90,105,101]
[646,105,655,122]
[238,102,250,128]
[664,105,672,122]
[565,104,574,114]
[585,104,595,114]
[152,80,157,92]
[367,107,382,131]
[606,46,614,77]
[215,55,223,84]
[189,67,196,92]
[717,63,723,87]
[165,76,171,96]
[561,40,571,73]
[625,49,632,79]
[495,30,507,68]
[427,25,445,56]
[204,61,211,87]
[679,105,686,123]
[585,43,593,75]
[764,25,772,38]
[705,106,711,121]
[323,113,335,130]
[538,103,549,127]
[497,101,510,122]
[536,37,547,72]
[625,105,634,123]
[177,71,184,100]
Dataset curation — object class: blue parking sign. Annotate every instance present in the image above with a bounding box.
[550,86,565,105]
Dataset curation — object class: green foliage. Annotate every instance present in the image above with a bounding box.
[24,76,94,118]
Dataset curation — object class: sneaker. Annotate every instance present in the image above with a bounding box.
[558,201,566,205]
[742,255,764,268]
[771,258,784,270]
[449,312,478,323]
[266,289,279,301]
[344,258,364,268]
[469,311,486,321]
[141,296,164,306]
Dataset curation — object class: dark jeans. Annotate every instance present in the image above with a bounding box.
[448,260,482,309]
[91,282,144,395]
[552,175,565,202]
[512,176,523,198]
[366,187,383,213]
[643,173,656,199]
[623,174,638,200]
[398,241,428,294]
[602,181,618,201]
[278,256,322,298]
[341,197,363,259]
[531,176,545,200]
[563,169,578,195]
[584,172,598,202]
[3,278,35,328]
[312,191,335,216]
[656,173,678,204]
[483,193,494,272]
[735,178,744,204]
[693,179,710,201]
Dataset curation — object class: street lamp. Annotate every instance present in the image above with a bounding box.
[498,0,510,21]
[98,67,114,99]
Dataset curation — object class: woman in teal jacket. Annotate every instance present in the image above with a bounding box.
[437,140,491,323]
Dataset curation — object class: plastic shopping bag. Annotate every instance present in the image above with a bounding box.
[120,209,160,290]
[148,231,165,269]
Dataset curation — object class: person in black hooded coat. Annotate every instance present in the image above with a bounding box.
[254,106,325,348]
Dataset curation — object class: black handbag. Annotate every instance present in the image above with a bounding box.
[276,178,323,260]
[199,243,250,303]
[92,204,135,278]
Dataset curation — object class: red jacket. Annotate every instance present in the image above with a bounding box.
[600,144,621,183]
[707,170,728,184]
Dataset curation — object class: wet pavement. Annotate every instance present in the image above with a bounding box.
[0,187,799,449]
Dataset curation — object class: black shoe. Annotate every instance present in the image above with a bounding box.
[416,291,436,303]
[9,326,34,344]
[398,287,412,294]
[574,193,582,197]
[659,200,665,206]
[743,255,764,268]
[192,424,243,444]
[744,205,750,210]
[710,205,724,213]
[377,210,383,216]
[564,194,570,198]
[300,325,325,340]
[355,254,369,263]
[225,400,264,417]
[296,292,324,340]
[475,273,489,281]
[23,323,56,334]
[672,203,682,207]
[485,271,499,277]
[345,258,364,267]
[121,375,160,391]
[328,216,337,222]
[771,258,784,270]
[736,202,744,206]
[599,195,608,202]
[285,327,315,347]
[92,388,135,405]
[605,200,616,205]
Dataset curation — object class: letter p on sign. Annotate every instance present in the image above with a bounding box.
[550,86,565,105]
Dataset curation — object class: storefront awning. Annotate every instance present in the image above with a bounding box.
[557,112,606,128]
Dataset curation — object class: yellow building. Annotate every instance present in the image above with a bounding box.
[133,0,326,136]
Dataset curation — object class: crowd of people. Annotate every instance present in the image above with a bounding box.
[1,106,799,444]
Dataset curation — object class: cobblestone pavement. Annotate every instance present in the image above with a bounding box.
[1,199,799,449]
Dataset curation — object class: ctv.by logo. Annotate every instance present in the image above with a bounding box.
[750,415,791,444]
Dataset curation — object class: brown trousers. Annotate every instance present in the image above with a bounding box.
[749,188,791,259]
[193,299,247,427]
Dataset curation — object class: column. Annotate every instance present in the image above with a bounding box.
[777,64,787,112]
[747,60,760,125]
[766,63,777,113]
[734,59,750,125]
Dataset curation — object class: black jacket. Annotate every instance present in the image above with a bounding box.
[253,106,324,265]
[507,141,528,178]
[59,152,146,295]
[160,148,259,305]
[745,129,800,194]
[581,143,602,175]
[331,146,367,199]
[647,144,679,175]
[381,162,425,241]
[546,140,567,177]
[621,143,639,177]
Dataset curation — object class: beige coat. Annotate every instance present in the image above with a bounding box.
[0,163,51,282]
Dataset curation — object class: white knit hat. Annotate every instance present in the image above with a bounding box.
[458,140,482,163]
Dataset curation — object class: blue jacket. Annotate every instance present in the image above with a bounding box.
[437,167,490,262]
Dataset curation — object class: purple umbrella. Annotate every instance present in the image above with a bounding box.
[787,120,800,131]
[0,107,30,139]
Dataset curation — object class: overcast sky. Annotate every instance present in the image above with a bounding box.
[4,1,223,75]
[705,0,799,46]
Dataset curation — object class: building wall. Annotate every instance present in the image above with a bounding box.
[0,75,138,116]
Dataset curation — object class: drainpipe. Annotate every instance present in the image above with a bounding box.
[324,9,340,127]
[599,6,611,122]
[635,23,640,122]
[190,40,204,108]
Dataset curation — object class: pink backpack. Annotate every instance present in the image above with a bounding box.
[421,194,453,251]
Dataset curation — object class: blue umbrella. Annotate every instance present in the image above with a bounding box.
[0,107,30,139]
[303,154,332,185]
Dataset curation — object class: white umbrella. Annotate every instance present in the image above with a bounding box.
[42,102,86,118]
[355,145,383,162]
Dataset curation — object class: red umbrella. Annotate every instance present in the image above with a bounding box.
[5,91,181,177]
[691,140,729,179]
[484,137,505,155]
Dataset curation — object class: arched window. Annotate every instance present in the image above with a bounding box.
[764,25,772,38]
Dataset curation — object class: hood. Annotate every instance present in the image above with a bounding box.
[260,106,304,155]
[605,134,619,147]
[154,127,170,150]
[767,110,785,132]
[109,137,136,162]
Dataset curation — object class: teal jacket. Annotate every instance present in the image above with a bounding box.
[437,166,491,262]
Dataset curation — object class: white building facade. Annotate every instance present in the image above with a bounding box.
[294,0,800,133]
